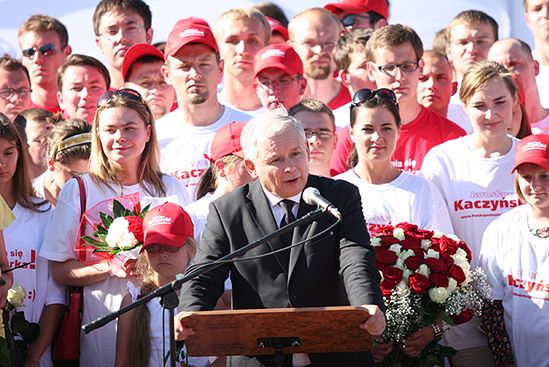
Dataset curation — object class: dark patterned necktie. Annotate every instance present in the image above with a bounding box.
[278,199,295,265]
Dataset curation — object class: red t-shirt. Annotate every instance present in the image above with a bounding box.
[327,84,351,110]
[330,106,466,175]
[30,101,61,114]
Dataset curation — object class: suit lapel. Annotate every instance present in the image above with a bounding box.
[245,181,289,272]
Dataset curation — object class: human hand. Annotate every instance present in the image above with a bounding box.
[400,326,435,358]
[174,312,195,341]
[359,304,386,336]
[371,339,393,363]
[0,271,13,308]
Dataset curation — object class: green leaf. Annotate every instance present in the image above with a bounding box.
[96,226,108,235]
[100,212,113,228]
[112,199,125,218]
[81,236,105,247]
[139,204,151,217]
[440,311,456,326]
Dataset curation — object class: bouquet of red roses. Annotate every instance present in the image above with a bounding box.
[371,223,491,367]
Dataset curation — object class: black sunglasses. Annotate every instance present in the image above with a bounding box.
[350,88,398,109]
[341,14,372,28]
[96,88,143,107]
[22,43,57,59]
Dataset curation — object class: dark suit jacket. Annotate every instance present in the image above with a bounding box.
[180,175,383,367]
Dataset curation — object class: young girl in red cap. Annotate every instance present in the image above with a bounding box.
[479,133,549,367]
[115,202,209,367]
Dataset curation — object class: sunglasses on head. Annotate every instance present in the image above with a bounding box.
[96,88,143,107]
[341,13,372,28]
[350,88,398,109]
[22,43,57,59]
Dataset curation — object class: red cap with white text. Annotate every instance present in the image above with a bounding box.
[142,202,194,250]
[265,16,289,41]
[324,0,389,19]
[512,134,549,172]
[254,44,303,79]
[122,43,164,82]
[164,17,218,59]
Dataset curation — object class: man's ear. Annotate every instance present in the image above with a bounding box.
[215,159,226,178]
[451,81,458,96]
[63,44,72,58]
[161,63,172,86]
[338,69,350,87]
[298,77,307,96]
[244,158,258,178]
[146,28,154,44]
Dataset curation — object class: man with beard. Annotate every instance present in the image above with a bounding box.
[93,0,153,89]
[289,8,351,110]
[214,8,270,113]
[18,14,71,114]
[122,43,175,121]
[158,18,252,199]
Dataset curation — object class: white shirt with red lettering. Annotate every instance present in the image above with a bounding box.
[156,106,251,199]
[421,134,519,351]
[4,200,64,367]
[335,169,454,234]
[480,205,549,367]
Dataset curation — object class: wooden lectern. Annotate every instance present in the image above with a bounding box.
[180,306,372,366]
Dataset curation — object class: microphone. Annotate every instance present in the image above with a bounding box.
[303,187,342,220]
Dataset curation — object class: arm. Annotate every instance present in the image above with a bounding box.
[24,304,65,367]
[481,301,513,367]
[0,231,13,308]
[52,259,112,286]
[114,293,136,367]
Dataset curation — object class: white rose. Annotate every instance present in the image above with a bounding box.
[454,247,468,260]
[7,284,26,308]
[393,227,405,240]
[402,268,413,281]
[421,239,432,250]
[400,249,415,261]
[426,249,440,259]
[447,277,458,292]
[396,280,410,297]
[416,264,431,277]
[105,217,138,250]
[452,256,471,272]
[395,257,405,269]
[429,287,450,304]
[446,234,460,242]
[389,244,402,255]
[432,230,443,239]
[370,237,382,247]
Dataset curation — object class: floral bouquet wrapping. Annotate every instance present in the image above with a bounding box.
[370,223,491,367]
[75,193,149,273]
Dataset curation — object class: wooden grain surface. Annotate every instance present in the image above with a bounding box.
[181,306,372,356]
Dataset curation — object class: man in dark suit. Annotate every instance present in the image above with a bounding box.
[176,112,385,367]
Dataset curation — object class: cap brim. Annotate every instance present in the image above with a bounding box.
[165,39,218,60]
[122,44,164,81]
[254,63,298,79]
[512,157,549,173]
[141,232,190,252]
[325,2,369,14]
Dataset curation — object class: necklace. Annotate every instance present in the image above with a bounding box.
[529,226,549,238]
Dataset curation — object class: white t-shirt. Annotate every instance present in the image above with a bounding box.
[535,58,549,109]
[531,112,549,134]
[32,171,48,200]
[447,98,473,134]
[40,174,190,366]
[421,135,519,351]
[185,192,214,247]
[156,106,251,199]
[479,206,549,367]
[335,169,454,234]
[4,200,64,367]
[332,101,351,130]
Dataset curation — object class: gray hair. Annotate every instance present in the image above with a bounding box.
[241,110,306,161]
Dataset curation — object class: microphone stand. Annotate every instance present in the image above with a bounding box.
[83,208,324,367]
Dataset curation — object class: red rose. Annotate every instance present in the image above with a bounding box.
[383,266,404,284]
[412,248,424,258]
[425,257,446,272]
[397,222,433,239]
[409,273,431,294]
[380,279,397,297]
[449,264,466,284]
[375,249,398,265]
[458,241,473,262]
[451,309,474,325]
[430,272,449,288]
[401,238,421,250]
[125,216,144,243]
[440,253,455,267]
[380,236,400,246]
[370,224,395,237]
[439,236,459,255]
[404,256,423,271]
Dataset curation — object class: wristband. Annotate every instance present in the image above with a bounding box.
[431,323,444,340]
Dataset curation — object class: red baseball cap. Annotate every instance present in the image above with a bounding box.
[142,202,194,250]
[265,16,289,41]
[512,134,549,172]
[325,0,389,19]
[209,121,246,162]
[254,44,303,79]
[165,17,218,60]
[122,43,164,82]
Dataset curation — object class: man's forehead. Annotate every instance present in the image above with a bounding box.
[100,9,144,27]
[450,22,495,38]
[128,60,163,79]
[218,17,265,37]
[423,55,451,71]
[19,30,63,47]
[489,41,528,60]
[0,68,30,86]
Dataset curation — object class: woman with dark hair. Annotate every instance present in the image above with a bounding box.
[335,89,453,362]
[0,114,64,366]
[40,89,191,366]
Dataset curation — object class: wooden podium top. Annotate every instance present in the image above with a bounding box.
[180,306,372,356]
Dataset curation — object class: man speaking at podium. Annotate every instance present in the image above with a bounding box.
[176,111,385,366]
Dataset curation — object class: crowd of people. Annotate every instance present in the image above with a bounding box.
[0,0,548,366]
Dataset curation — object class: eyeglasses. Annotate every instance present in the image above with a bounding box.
[257,76,299,90]
[341,14,372,28]
[350,88,397,109]
[0,87,30,100]
[372,61,419,77]
[96,88,143,107]
[304,129,334,139]
[144,245,181,253]
[21,44,57,59]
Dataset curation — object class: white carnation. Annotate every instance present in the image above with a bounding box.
[421,239,432,250]
[402,268,413,281]
[429,287,450,304]
[370,237,382,247]
[7,284,26,308]
[447,278,458,292]
[105,217,138,250]
[396,280,410,297]
[416,264,431,277]
[426,249,440,259]
[432,229,443,239]
[389,244,402,254]
[393,227,405,240]
[395,257,405,269]
[446,234,460,242]
[400,249,415,261]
